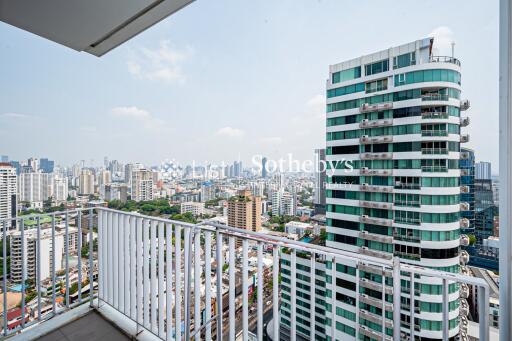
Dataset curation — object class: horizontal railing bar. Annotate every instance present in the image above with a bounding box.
[0,209,84,223]
[400,263,490,288]
[203,220,392,267]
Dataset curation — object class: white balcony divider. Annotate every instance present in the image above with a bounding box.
[0,208,492,341]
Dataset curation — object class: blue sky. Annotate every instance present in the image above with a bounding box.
[0,0,499,171]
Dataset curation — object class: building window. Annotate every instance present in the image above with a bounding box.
[365,59,389,76]
[393,52,416,69]
[332,66,361,84]
[365,78,388,93]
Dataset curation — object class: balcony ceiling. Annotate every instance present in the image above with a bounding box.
[0,0,194,56]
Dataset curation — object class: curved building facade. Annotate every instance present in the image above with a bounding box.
[323,38,468,341]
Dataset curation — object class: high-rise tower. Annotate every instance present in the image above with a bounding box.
[282,38,469,341]
[0,163,17,231]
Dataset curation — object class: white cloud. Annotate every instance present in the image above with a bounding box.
[429,26,455,56]
[0,112,29,119]
[110,106,170,133]
[215,127,246,138]
[127,40,192,83]
[110,106,151,120]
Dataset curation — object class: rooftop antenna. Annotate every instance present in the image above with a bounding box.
[451,41,455,58]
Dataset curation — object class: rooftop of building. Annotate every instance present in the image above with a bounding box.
[329,37,433,73]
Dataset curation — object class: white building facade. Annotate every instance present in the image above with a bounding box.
[131,169,154,202]
[282,38,468,341]
[18,172,51,208]
[0,164,17,231]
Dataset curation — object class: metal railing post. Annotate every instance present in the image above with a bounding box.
[20,218,25,329]
[184,227,193,340]
[442,278,449,340]
[3,220,7,336]
[65,212,69,308]
[272,246,279,341]
[88,208,94,307]
[409,272,415,339]
[215,228,223,341]
[479,284,490,341]
[77,211,82,303]
[256,242,263,341]
[228,237,235,341]
[36,216,41,320]
[392,257,401,340]
[52,215,56,314]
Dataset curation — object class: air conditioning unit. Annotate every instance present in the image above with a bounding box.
[460,218,470,228]
[361,167,369,171]
[361,135,369,139]
[362,231,368,235]
[362,246,369,251]
[460,234,470,246]
[460,99,470,111]
[362,215,369,219]
[362,119,369,123]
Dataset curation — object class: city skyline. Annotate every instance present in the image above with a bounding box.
[0,0,498,167]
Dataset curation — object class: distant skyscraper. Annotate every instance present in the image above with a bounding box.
[460,148,475,234]
[475,179,494,212]
[18,172,51,207]
[200,181,215,202]
[0,163,17,231]
[0,155,8,162]
[232,161,243,177]
[9,161,20,175]
[78,169,95,195]
[475,161,492,180]
[125,163,143,187]
[52,175,68,202]
[98,170,112,188]
[40,158,55,173]
[103,183,128,202]
[131,169,154,202]
[313,148,326,214]
[227,189,261,233]
[27,157,39,172]
[261,157,268,178]
[271,188,296,216]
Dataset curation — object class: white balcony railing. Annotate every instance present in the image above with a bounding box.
[0,208,492,341]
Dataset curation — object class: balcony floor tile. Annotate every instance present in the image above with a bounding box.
[36,311,130,341]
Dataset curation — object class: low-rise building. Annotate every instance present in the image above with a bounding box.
[180,202,206,216]
[284,221,319,238]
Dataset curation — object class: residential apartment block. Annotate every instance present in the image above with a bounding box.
[227,190,261,233]
[282,38,468,341]
[0,163,17,231]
